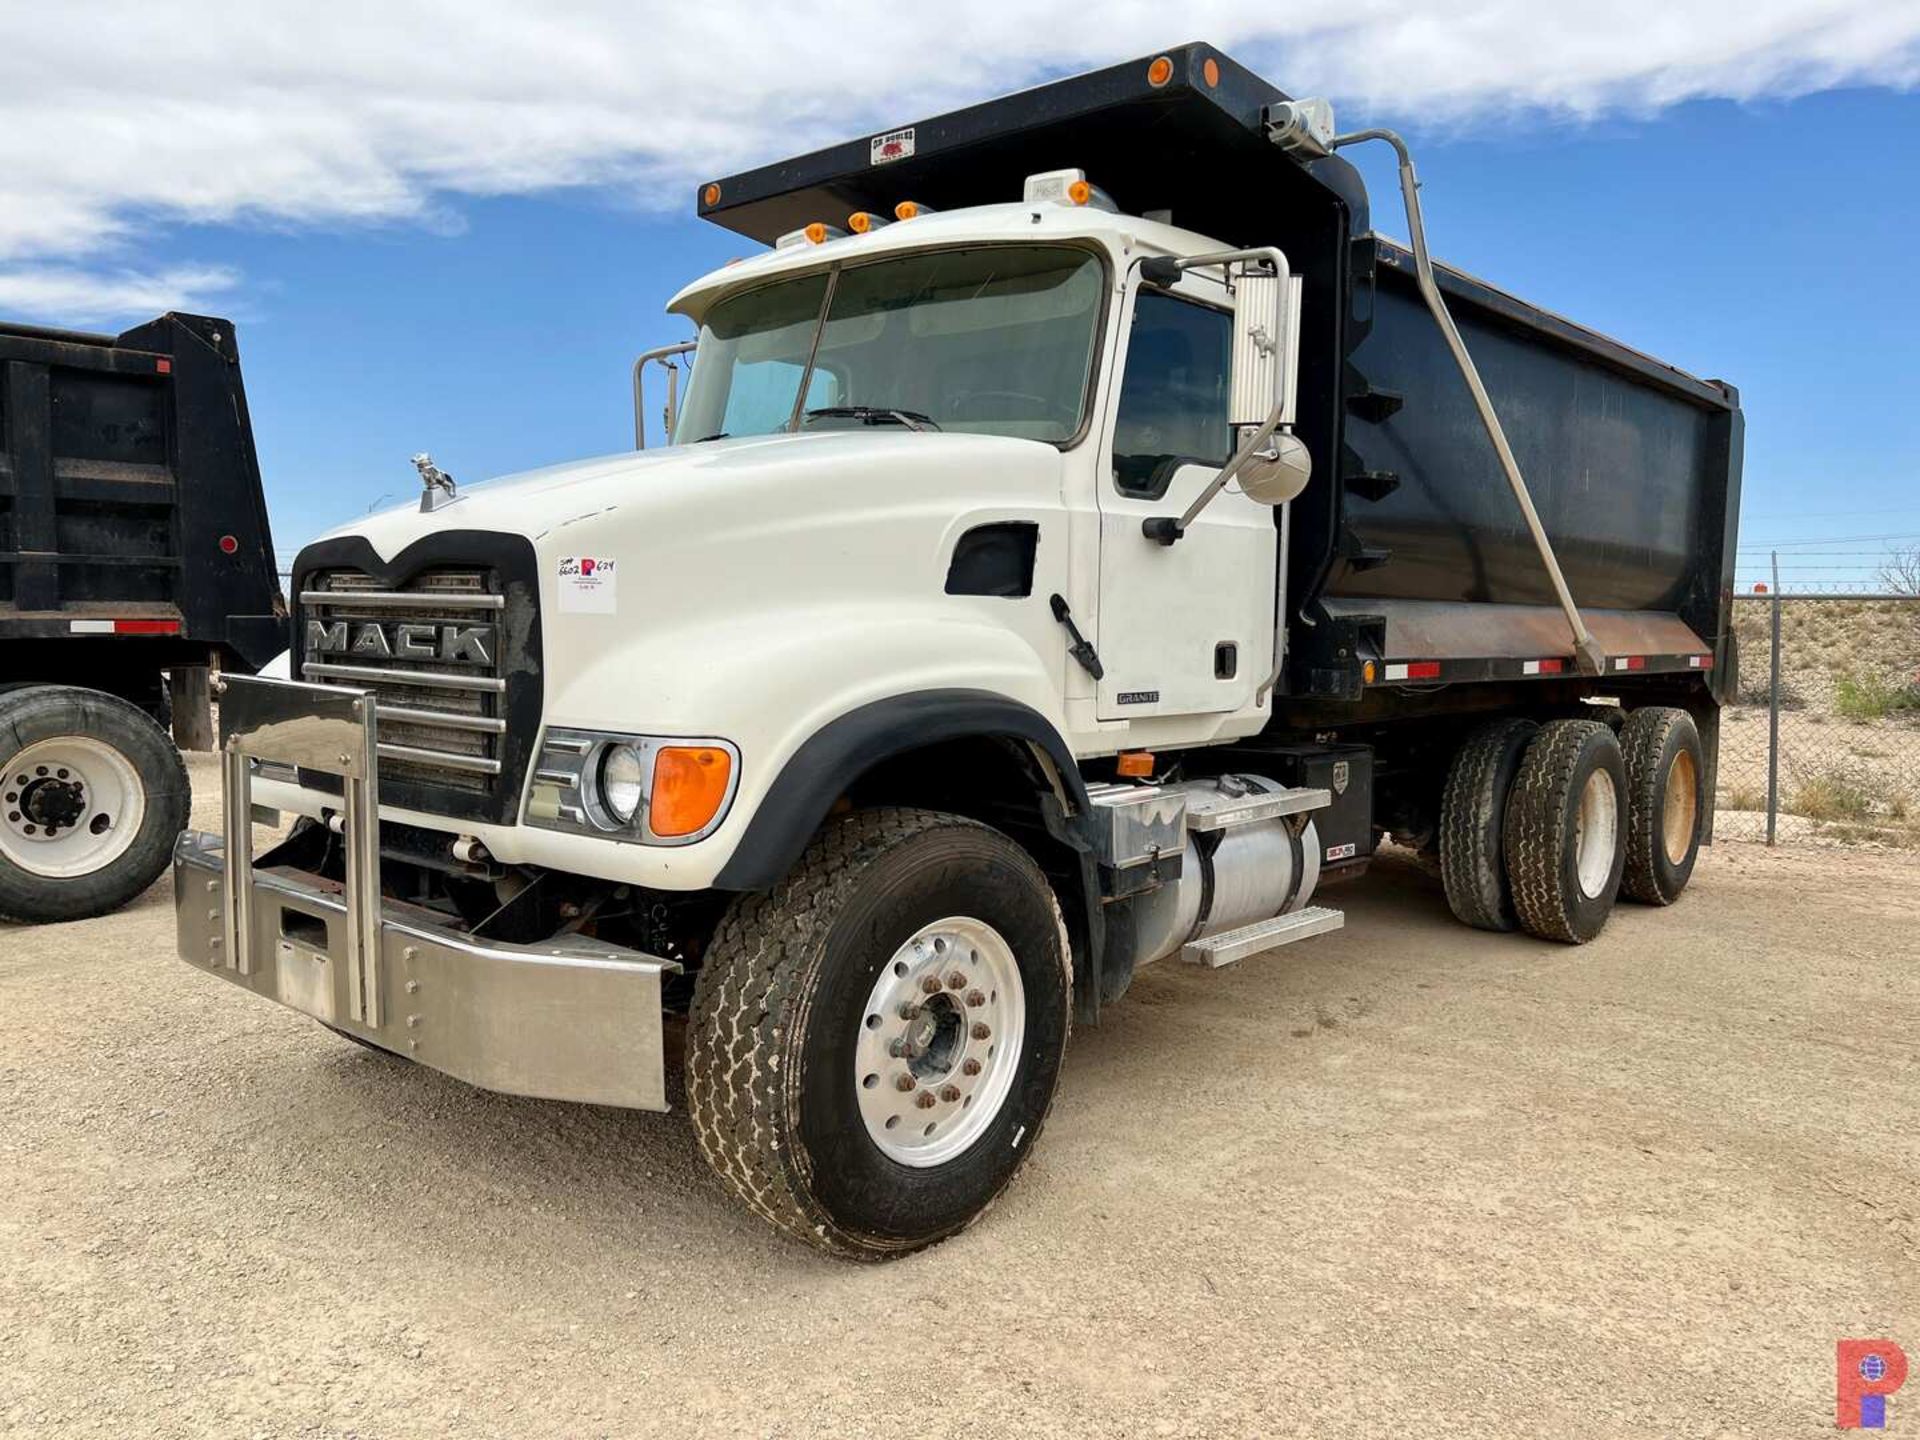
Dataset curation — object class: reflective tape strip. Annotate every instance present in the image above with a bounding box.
[1522,658,1565,676]
[1688,654,1714,669]
[1383,661,1441,681]
[1613,656,1647,671]
[68,619,182,635]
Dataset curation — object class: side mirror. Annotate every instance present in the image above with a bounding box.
[1140,246,1308,543]
[1228,265,1289,430]
[1228,264,1308,506]
[1238,432,1312,506]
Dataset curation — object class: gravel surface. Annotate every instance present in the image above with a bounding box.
[2,752,1917,1438]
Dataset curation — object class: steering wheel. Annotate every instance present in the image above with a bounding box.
[949,388,1063,422]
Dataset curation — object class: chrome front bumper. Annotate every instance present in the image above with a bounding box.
[174,675,677,1111]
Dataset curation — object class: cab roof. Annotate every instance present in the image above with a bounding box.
[666,201,1230,321]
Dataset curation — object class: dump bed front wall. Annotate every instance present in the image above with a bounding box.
[1332,242,1738,627]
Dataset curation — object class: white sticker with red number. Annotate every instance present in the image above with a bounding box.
[557,555,617,614]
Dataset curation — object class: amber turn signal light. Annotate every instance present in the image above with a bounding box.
[650,746,734,838]
[1116,751,1155,779]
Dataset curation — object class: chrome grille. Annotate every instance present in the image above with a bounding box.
[299,568,507,795]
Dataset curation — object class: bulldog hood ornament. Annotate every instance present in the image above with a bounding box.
[412,452,459,513]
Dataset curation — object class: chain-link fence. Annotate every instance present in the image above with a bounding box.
[1717,594,1920,848]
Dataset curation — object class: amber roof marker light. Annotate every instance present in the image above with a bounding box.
[1202,57,1220,88]
[702,182,721,207]
[1146,55,1174,88]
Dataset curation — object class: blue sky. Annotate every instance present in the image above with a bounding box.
[4,6,1917,590]
[217,84,1919,591]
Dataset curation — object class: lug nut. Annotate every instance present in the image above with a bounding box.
[894,1074,916,1092]
[961,1058,982,1077]
[965,990,985,1008]
[946,972,967,990]
[971,1022,991,1041]
[888,1038,911,1058]
[915,1091,937,1110]
[939,1085,961,1103]
[897,1002,917,1020]
[920,975,942,995]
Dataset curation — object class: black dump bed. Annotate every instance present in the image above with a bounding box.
[0,313,283,672]
[698,41,1741,705]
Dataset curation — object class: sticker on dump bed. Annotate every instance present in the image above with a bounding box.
[557,555,617,614]
[1325,842,1357,862]
[870,127,914,165]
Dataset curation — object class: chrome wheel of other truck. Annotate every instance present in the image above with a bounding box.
[1620,706,1706,905]
[0,686,188,924]
[1503,719,1626,944]
[686,808,1070,1259]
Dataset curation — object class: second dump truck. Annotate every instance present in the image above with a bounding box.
[175,45,1740,1257]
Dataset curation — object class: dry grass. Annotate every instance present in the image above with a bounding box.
[1721,599,1920,848]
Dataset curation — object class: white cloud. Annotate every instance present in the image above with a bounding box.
[2,1,1916,317]
[0,264,240,325]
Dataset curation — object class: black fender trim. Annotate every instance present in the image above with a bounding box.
[713,689,1091,891]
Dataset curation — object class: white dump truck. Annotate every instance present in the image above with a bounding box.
[176,45,1741,1257]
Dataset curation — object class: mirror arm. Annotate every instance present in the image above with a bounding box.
[632,340,697,450]
[1142,405,1290,546]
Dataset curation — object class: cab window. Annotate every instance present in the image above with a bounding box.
[1111,291,1233,499]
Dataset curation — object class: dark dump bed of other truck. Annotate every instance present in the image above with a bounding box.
[0,313,284,689]
[697,41,1741,710]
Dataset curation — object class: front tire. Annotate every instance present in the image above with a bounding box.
[0,685,189,924]
[1503,719,1627,944]
[686,808,1071,1259]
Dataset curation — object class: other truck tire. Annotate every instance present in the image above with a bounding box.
[0,685,190,924]
[1503,719,1627,945]
[1439,717,1539,931]
[686,808,1071,1259]
[1619,706,1705,906]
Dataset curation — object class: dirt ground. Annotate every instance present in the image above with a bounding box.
[3,754,1918,1439]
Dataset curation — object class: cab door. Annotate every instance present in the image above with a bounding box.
[1093,275,1277,720]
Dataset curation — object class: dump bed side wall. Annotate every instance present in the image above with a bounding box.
[1328,239,1739,662]
[0,313,283,671]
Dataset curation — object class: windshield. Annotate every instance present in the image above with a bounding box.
[676,245,1105,445]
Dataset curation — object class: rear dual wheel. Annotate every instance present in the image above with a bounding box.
[1503,720,1627,944]
[1620,707,1706,905]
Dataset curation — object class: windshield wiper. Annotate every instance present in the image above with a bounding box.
[802,406,941,432]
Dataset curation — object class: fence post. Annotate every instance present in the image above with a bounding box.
[1765,552,1781,846]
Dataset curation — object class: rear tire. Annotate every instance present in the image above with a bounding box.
[686,808,1071,1259]
[0,685,189,924]
[1440,717,1538,931]
[1620,707,1705,905]
[1503,719,1626,944]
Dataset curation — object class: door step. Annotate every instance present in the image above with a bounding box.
[1181,906,1345,968]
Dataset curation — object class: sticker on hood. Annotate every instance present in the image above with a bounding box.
[557,555,617,614]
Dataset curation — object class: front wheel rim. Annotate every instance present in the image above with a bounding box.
[0,736,146,879]
[853,916,1027,1169]
[1574,769,1619,899]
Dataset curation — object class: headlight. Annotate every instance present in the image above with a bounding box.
[597,743,646,825]
[526,728,740,846]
